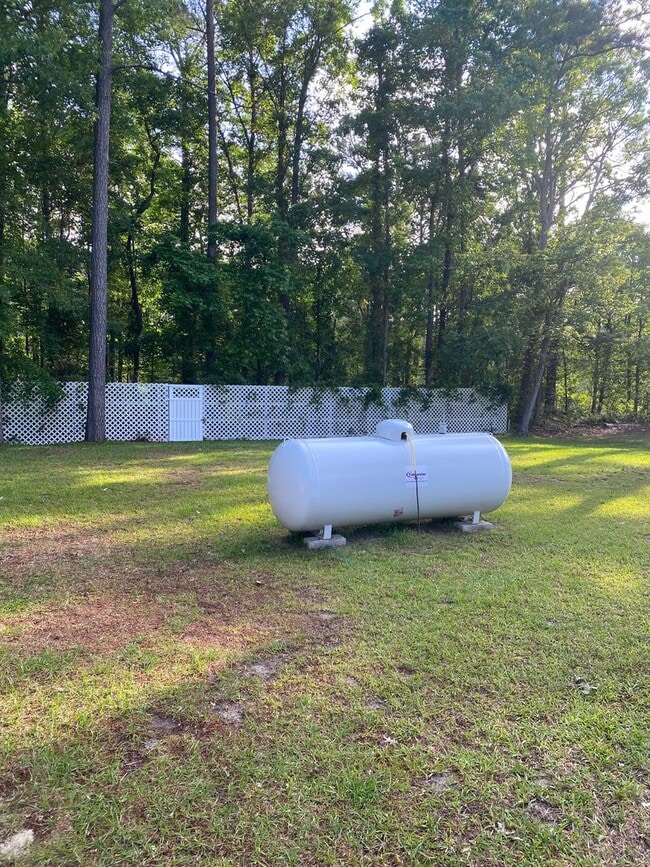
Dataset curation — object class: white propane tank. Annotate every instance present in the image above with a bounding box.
[267,419,512,533]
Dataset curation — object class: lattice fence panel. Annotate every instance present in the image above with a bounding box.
[203,386,230,440]
[105,383,168,442]
[379,388,508,435]
[205,386,271,440]
[4,383,507,444]
[203,387,507,439]
[3,382,87,445]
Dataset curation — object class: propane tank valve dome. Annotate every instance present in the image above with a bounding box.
[376,419,415,441]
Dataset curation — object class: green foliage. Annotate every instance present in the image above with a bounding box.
[0,0,648,424]
[146,235,227,382]
[2,356,64,409]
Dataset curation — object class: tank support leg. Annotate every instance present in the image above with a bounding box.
[304,525,346,550]
[454,511,494,533]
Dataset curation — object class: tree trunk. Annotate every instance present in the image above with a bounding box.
[562,349,570,414]
[424,274,436,386]
[275,40,289,221]
[590,372,599,415]
[108,331,117,381]
[518,328,551,435]
[518,107,557,436]
[366,154,388,384]
[291,42,321,207]
[85,0,114,442]
[432,114,456,380]
[380,140,391,386]
[518,281,568,436]
[634,316,644,415]
[180,140,191,244]
[127,233,142,381]
[206,0,218,263]
[0,148,5,443]
[591,322,602,414]
[204,0,219,377]
[423,196,440,386]
[246,52,257,221]
[597,317,613,414]
[544,348,558,416]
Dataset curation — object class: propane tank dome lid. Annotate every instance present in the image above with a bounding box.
[375,419,415,441]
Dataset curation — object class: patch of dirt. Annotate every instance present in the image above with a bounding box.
[363,696,386,711]
[527,798,563,824]
[418,772,456,793]
[0,525,121,580]
[0,523,241,594]
[242,653,289,680]
[294,586,328,603]
[2,512,352,680]
[119,749,146,775]
[0,776,19,806]
[533,422,650,439]
[438,714,477,748]
[307,609,348,648]
[142,714,183,751]
[0,828,35,860]
[148,714,181,737]
[164,470,202,488]
[534,775,555,788]
[182,586,316,653]
[2,596,171,654]
[211,701,244,726]
[3,563,320,659]
[397,665,416,678]
[115,709,228,763]
[179,618,283,651]
[591,789,650,863]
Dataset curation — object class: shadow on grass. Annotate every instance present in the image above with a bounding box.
[2,579,648,866]
[506,435,649,523]
[1,433,647,628]
[3,436,647,533]
[2,437,649,862]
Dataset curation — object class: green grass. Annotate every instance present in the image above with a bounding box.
[0,434,648,865]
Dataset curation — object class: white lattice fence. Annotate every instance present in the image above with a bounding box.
[3,383,88,446]
[4,383,507,445]
[105,383,168,442]
[4,383,169,445]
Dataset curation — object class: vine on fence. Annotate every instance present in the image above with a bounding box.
[4,383,508,445]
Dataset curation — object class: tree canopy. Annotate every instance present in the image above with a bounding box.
[1,0,648,436]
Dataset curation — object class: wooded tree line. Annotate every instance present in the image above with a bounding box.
[0,0,648,438]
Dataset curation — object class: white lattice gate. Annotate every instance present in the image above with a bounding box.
[168,385,204,441]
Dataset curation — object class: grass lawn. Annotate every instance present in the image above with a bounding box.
[0,433,648,866]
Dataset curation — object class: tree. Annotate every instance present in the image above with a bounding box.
[206,0,218,263]
[407,0,520,387]
[86,0,116,442]
[505,0,649,433]
[0,0,647,431]
[351,11,405,385]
